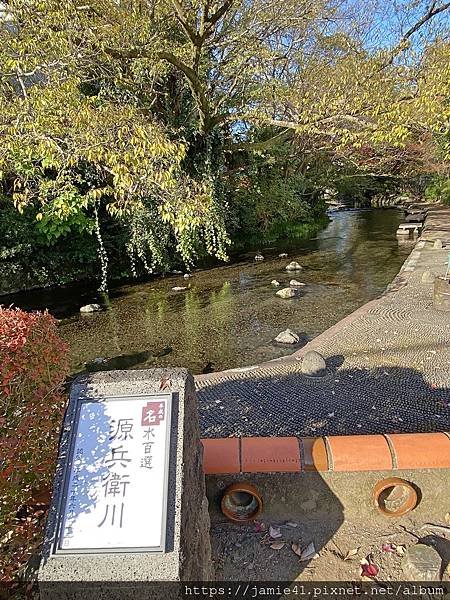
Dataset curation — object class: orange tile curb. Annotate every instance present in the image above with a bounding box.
[241,437,301,473]
[201,433,450,474]
[386,432,450,470]
[327,435,393,472]
[201,438,240,474]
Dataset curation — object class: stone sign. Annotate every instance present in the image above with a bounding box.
[56,394,172,553]
[39,368,213,597]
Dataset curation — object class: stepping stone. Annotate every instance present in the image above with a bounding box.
[286,261,303,271]
[276,287,296,299]
[80,303,102,313]
[301,351,327,377]
[275,329,299,344]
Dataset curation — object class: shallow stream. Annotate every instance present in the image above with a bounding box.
[6,209,413,375]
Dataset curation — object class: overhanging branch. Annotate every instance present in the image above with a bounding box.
[105,45,211,131]
[225,128,294,152]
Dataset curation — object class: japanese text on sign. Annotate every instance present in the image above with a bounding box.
[57,394,172,553]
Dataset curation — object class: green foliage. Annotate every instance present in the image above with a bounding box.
[0,200,127,293]
[425,177,450,205]
[0,0,449,292]
[229,169,318,235]
[0,74,229,288]
[2,0,450,586]
[35,191,95,245]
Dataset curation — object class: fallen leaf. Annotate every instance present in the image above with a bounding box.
[299,542,319,562]
[254,521,265,533]
[361,563,380,577]
[270,542,285,550]
[344,547,360,561]
[159,377,172,391]
[269,525,282,539]
[292,543,302,556]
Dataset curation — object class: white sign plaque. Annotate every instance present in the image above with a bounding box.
[55,393,172,553]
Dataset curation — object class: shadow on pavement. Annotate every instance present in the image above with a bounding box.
[198,361,449,438]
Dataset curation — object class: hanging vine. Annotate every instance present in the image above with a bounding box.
[93,204,109,292]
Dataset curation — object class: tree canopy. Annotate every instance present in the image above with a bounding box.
[0,0,449,288]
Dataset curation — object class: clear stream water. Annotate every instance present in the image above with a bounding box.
[5,209,413,375]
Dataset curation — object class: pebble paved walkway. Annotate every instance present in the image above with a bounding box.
[196,208,450,437]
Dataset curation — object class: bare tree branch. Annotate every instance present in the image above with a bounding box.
[380,1,450,69]
[225,128,294,152]
[205,0,234,32]
[170,0,201,45]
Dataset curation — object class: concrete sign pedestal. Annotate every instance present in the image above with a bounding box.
[39,368,213,598]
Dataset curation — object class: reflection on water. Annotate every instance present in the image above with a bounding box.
[5,209,413,375]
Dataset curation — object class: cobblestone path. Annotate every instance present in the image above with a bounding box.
[196,208,450,437]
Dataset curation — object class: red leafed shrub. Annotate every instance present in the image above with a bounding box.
[0,307,69,583]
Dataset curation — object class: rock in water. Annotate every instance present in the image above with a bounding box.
[433,239,443,249]
[202,361,215,374]
[405,213,425,223]
[290,279,305,287]
[404,544,441,581]
[271,280,280,286]
[92,357,107,365]
[275,329,300,344]
[301,351,327,376]
[80,303,102,313]
[153,346,173,358]
[279,253,288,258]
[255,253,264,261]
[286,261,303,271]
[276,287,296,299]
[421,270,436,284]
